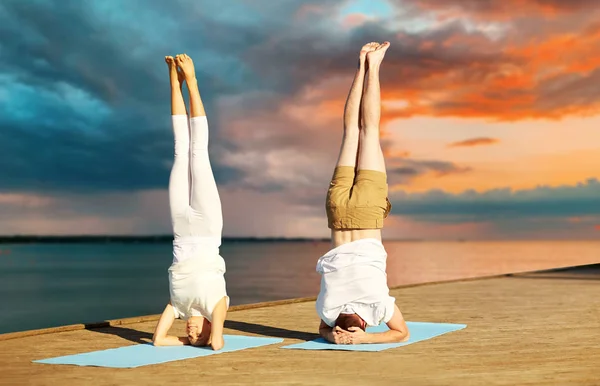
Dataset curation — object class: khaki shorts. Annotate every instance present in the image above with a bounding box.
[326,166,392,230]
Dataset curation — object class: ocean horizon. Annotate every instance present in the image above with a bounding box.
[2,235,598,243]
[1,239,599,335]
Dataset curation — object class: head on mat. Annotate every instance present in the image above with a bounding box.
[186,316,212,346]
[335,313,367,332]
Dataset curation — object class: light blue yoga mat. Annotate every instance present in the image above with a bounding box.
[281,322,466,352]
[34,335,284,368]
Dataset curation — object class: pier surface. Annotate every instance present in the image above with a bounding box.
[1,266,598,386]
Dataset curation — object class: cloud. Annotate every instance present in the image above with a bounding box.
[2,0,600,196]
[387,156,472,186]
[407,0,599,20]
[0,188,328,237]
[1,0,600,238]
[390,178,600,219]
[0,190,171,235]
[448,137,499,147]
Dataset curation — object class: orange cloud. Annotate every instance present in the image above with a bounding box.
[373,13,600,122]
[448,137,500,148]
[595,225,600,231]
[244,1,600,123]
[294,4,327,20]
[342,13,369,28]
[410,0,598,21]
[395,149,600,194]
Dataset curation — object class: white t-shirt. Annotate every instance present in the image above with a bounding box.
[168,239,229,321]
[316,238,396,327]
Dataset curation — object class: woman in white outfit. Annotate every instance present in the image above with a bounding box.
[152,54,228,351]
[316,42,409,345]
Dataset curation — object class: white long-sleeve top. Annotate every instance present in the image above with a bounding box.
[316,238,396,327]
[168,239,228,321]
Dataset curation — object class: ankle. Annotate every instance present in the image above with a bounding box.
[343,129,360,139]
[367,61,381,71]
[358,56,366,68]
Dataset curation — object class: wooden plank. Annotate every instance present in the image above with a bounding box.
[0,274,598,385]
[0,272,519,342]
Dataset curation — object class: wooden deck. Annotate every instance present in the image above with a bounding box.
[1,268,599,386]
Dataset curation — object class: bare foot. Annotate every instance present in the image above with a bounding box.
[360,42,379,62]
[366,41,391,66]
[165,56,181,88]
[210,334,224,351]
[175,53,196,82]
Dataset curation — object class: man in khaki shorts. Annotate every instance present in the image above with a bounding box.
[316,42,410,345]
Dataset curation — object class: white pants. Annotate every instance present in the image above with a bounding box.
[169,115,223,261]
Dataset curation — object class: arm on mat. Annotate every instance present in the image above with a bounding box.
[319,320,352,344]
[152,303,190,346]
[348,305,410,344]
[208,296,228,351]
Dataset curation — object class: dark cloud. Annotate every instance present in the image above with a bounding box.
[391,167,420,176]
[387,157,471,185]
[2,0,599,196]
[402,0,600,20]
[390,178,600,218]
[0,0,347,195]
[0,0,599,238]
[536,68,600,115]
[0,108,244,193]
[448,137,499,147]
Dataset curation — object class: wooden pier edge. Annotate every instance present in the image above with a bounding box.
[1,262,595,342]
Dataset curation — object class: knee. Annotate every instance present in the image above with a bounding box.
[207,220,223,239]
[173,148,190,158]
[171,210,192,231]
[343,126,360,136]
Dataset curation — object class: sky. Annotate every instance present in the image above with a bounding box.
[1,0,599,239]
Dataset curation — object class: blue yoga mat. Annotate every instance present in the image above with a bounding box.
[281,322,466,352]
[34,335,284,368]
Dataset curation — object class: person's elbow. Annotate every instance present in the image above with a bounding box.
[152,334,164,346]
[318,328,329,340]
[392,328,410,343]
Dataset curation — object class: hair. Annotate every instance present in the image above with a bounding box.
[335,313,366,331]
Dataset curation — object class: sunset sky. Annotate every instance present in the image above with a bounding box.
[1,0,599,239]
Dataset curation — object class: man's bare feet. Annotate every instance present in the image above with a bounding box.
[165,56,182,88]
[360,42,379,62]
[366,41,391,66]
[175,54,196,82]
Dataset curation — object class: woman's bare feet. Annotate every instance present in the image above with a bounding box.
[175,54,196,82]
[165,56,183,88]
[366,42,390,66]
